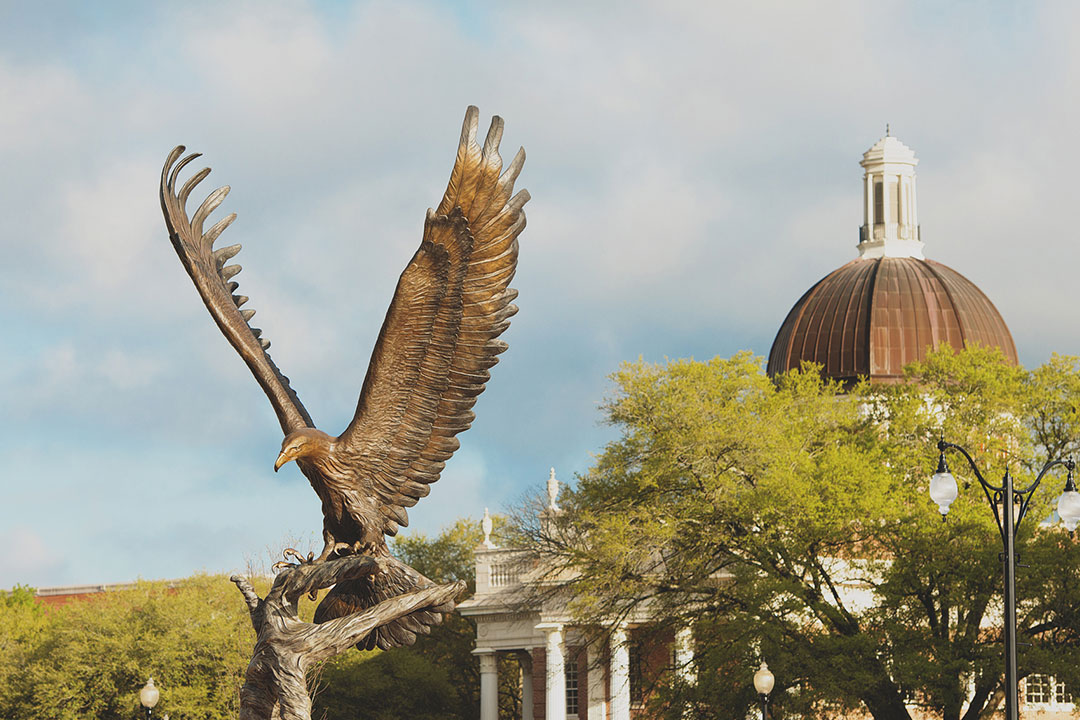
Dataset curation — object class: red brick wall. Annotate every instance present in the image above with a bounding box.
[533,646,546,720]
[630,629,675,720]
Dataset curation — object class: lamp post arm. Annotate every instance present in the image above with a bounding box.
[1013,458,1074,531]
[938,441,1001,492]
[939,440,1007,542]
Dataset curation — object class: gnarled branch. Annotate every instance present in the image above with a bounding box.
[231,559,465,720]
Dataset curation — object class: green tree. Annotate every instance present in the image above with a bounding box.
[520,348,1080,720]
[0,575,263,720]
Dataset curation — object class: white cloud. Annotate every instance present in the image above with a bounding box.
[0,60,89,155]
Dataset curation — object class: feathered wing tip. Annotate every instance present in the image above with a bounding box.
[436,106,527,228]
[335,105,528,538]
[159,146,313,435]
[313,553,454,650]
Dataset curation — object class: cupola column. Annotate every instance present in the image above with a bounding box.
[864,172,873,238]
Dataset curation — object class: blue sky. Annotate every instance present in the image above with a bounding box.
[3,0,1080,588]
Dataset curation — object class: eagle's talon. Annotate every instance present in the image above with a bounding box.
[273,547,318,573]
[282,547,306,563]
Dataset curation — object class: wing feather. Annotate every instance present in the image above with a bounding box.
[336,107,527,536]
[160,147,314,435]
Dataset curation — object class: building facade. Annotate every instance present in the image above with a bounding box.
[457,471,695,720]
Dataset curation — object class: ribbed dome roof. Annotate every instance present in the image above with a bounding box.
[767,257,1017,384]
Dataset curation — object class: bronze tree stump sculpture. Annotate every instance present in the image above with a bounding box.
[159,107,527,718]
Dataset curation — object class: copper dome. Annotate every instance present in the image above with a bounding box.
[767,257,1018,384]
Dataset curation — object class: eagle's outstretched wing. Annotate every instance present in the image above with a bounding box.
[160,148,314,435]
[335,106,528,536]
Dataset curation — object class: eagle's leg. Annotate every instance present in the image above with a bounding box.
[313,529,353,563]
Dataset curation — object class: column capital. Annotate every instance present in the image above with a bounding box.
[474,648,498,673]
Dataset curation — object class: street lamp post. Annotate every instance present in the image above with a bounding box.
[139,677,160,720]
[929,439,1080,720]
[753,662,774,720]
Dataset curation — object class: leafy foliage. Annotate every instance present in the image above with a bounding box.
[0,575,263,720]
[521,348,1080,720]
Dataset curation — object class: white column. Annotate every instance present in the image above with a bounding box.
[911,172,919,232]
[587,636,607,720]
[519,651,535,720]
[610,626,631,720]
[475,648,498,720]
[674,625,695,684]
[537,623,566,720]
[864,172,873,230]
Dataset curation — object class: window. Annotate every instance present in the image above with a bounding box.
[1026,675,1072,706]
[873,180,883,225]
[1027,674,1051,704]
[565,652,579,716]
[629,644,644,707]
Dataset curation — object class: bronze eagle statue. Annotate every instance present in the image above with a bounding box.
[160,107,527,649]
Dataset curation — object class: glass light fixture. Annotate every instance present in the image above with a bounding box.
[930,453,958,516]
[139,678,160,709]
[753,661,775,696]
[1057,468,1080,533]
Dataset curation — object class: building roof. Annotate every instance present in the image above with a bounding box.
[767,256,1018,383]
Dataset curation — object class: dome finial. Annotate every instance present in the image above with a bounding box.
[547,467,559,511]
[481,507,495,549]
[886,122,890,137]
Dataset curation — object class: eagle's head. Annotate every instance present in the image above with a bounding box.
[275,428,334,471]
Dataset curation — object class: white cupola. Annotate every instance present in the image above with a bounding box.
[857,129,923,259]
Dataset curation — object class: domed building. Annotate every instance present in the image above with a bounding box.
[767,134,1017,384]
[454,135,1034,720]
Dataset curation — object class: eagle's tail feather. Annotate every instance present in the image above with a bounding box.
[312,552,448,650]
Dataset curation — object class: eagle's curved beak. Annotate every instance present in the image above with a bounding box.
[274,449,292,472]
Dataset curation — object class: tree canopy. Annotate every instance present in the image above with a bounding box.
[520,347,1080,720]
[0,575,259,720]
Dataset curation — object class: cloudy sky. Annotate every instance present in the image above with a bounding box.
[3,0,1079,588]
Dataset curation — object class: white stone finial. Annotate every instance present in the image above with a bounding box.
[481,507,495,549]
[547,467,559,511]
[857,133,924,260]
